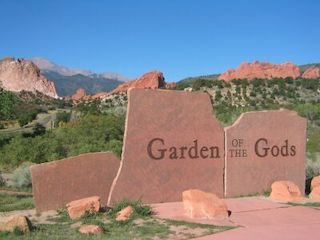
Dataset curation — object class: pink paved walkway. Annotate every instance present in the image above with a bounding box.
[152,197,320,240]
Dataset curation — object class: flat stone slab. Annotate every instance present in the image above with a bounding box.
[31,152,120,212]
[108,89,225,204]
[226,197,289,213]
[153,197,320,240]
[225,109,307,197]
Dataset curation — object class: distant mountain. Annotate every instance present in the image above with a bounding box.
[31,57,129,81]
[43,71,122,97]
[30,57,129,96]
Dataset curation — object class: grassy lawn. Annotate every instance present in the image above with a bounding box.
[0,193,34,212]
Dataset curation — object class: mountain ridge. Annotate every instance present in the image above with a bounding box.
[30,57,129,82]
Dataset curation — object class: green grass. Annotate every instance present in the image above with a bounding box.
[0,193,34,212]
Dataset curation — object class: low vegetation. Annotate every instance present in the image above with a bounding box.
[0,195,233,239]
[0,113,124,171]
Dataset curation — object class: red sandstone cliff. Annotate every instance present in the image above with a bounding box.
[0,57,58,98]
[110,71,176,94]
[302,66,320,79]
[218,61,301,81]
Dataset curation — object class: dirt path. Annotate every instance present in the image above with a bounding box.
[0,189,32,196]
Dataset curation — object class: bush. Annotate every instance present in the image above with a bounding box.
[32,123,46,136]
[10,162,33,188]
[54,111,71,127]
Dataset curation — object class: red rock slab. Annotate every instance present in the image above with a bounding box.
[108,88,225,205]
[225,109,307,198]
[30,152,120,213]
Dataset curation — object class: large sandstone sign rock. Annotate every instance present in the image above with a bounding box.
[31,152,120,212]
[225,109,306,197]
[108,88,224,204]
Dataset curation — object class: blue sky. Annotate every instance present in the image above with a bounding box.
[0,0,319,81]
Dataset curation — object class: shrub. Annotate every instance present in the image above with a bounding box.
[32,123,46,136]
[10,162,33,188]
[54,111,71,127]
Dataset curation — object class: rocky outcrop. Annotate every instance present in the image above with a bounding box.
[64,71,175,102]
[302,66,320,79]
[218,61,301,81]
[269,181,303,202]
[0,57,58,98]
[66,196,101,220]
[182,189,228,219]
[110,71,174,94]
[69,88,87,101]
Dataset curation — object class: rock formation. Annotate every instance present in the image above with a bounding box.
[65,71,176,102]
[302,66,320,79]
[68,88,87,101]
[218,61,301,81]
[0,57,58,98]
[110,71,175,94]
